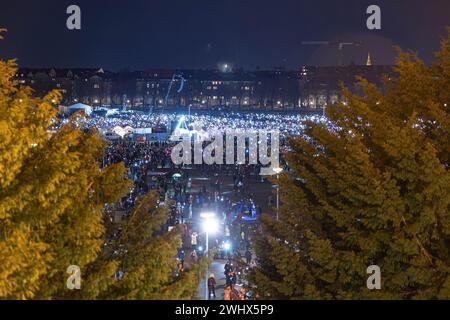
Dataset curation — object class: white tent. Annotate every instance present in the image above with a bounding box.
[123,126,135,134]
[67,103,93,116]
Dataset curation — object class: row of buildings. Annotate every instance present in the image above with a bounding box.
[15,64,394,110]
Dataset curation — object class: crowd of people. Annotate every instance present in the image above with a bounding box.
[80,110,330,138]
[77,109,322,299]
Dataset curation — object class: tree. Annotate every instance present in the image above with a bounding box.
[0,59,129,298]
[0,55,205,299]
[251,29,450,299]
[76,192,208,300]
[0,57,131,299]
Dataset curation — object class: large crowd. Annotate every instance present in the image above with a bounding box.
[81,110,330,138]
[81,110,330,300]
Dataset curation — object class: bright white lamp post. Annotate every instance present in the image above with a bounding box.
[273,167,283,221]
[201,212,219,300]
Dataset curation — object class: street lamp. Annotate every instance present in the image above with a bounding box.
[223,241,231,251]
[272,167,283,221]
[201,212,219,300]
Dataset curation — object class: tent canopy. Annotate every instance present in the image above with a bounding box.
[67,103,93,115]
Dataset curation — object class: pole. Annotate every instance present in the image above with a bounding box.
[205,231,209,300]
[276,174,279,221]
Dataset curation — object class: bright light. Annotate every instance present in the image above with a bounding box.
[273,167,283,174]
[177,115,186,127]
[201,212,219,234]
[223,242,231,250]
[202,218,219,234]
[200,212,215,218]
[220,63,231,73]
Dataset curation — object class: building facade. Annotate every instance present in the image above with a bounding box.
[16,65,394,110]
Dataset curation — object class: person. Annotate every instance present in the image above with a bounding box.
[178,250,185,269]
[224,286,231,300]
[230,270,237,289]
[236,268,242,286]
[177,260,184,273]
[207,273,216,299]
[224,261,232,276]
[245,249,252,265]
[183,223,189,240]
[225,272,230,287]
[230,287,240,300]
[191,231,198,249]
[239,288,246,300]
[190,249,198,262]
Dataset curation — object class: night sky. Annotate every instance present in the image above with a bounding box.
[0,0,449,70]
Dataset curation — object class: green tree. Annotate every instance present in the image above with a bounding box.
[251,29,450,299]
[0,58,131,299]
[77,192,207,300]
[0,53,205,299]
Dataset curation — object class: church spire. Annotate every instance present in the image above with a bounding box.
[366,52,372,66]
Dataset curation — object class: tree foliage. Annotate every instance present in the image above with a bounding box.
[252,29,450,299]
[77,192,208,300]
[0,57,204,299]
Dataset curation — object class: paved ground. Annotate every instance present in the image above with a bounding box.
[197,259,227,300]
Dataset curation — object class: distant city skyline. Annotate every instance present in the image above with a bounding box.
[0,0,449,70]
